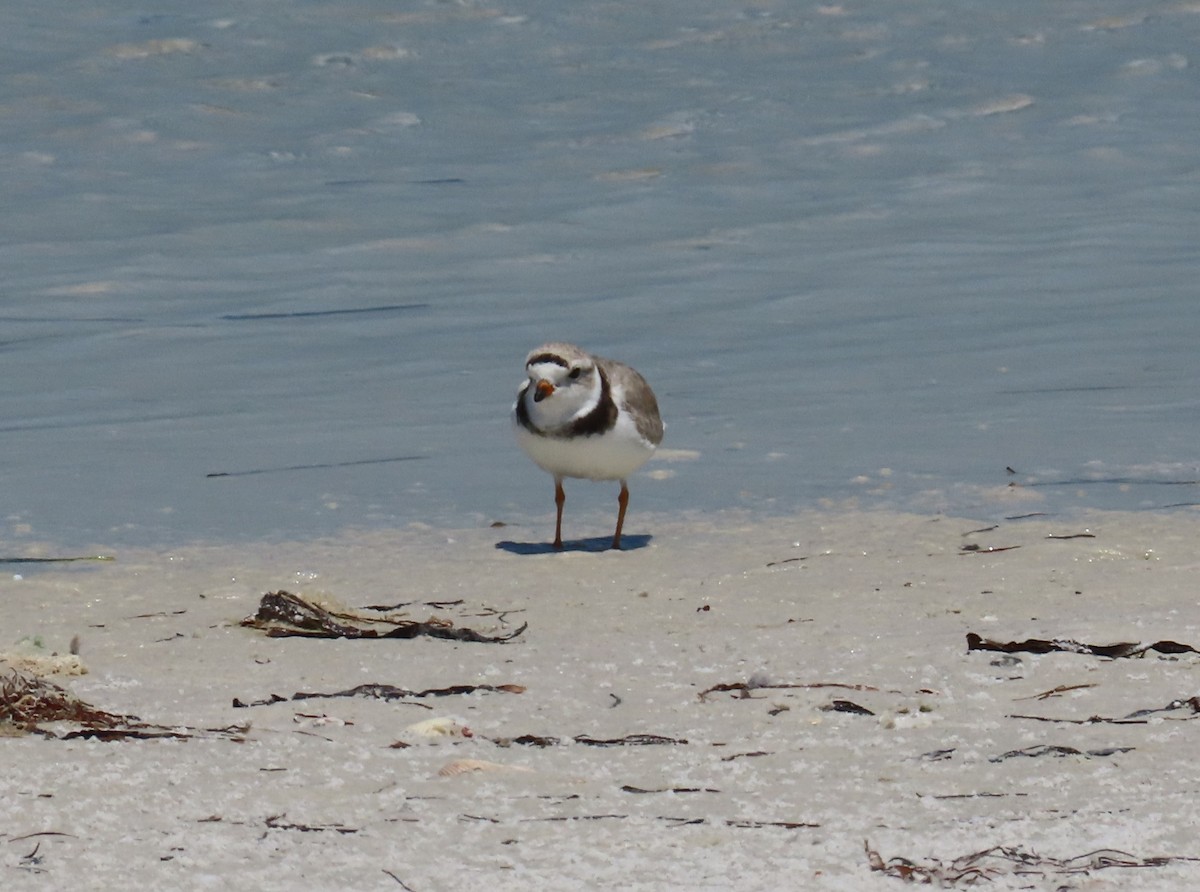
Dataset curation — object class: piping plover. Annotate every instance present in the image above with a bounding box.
[513,342,663,550]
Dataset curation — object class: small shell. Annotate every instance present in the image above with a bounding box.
[404,716,472,739]
[437,758,533,778]
[293,713,349,728]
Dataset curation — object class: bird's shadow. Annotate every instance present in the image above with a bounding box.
[495,534,652,555]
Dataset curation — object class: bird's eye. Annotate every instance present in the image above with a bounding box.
[568,368,581,379]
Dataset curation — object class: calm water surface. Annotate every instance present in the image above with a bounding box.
[3,1,1198,547]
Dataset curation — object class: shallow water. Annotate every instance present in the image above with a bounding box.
[3,1,1199,548]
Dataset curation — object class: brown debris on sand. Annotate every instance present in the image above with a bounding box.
[865,840,1200,884]
[496,732,689,748]
[1,670,246,741]
[967,633,1200,659]
[1,671,127,735]
[241,590,526,642]
[233,682,525,709]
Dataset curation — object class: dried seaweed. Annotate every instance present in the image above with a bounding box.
[959,543,1021,554]
[8,831,77,843]
[520,814,629,823]
[820,699,875,716]
[232,682,525,709]
[967,632,1200,659]
[764,556,807,567]
[698,680,892,701]
[1,671,246,741]
[264,813,358,834]
[962,524,999,535]
[14,841,46,874]
[497,733,688,748]
[382,870,418,891]
[2,671,127,733]
[1010,696,1200,725]
[1124,695,1200,719]
[660,817,817,829]
[988,744,1134,762]
[620,785,719,794]
[919,748,956,761]
[361,599,465,611]
[241,590,526,643]
[1014,683,1097,701]
[61,725,249,742]
[719,751,770,761]
[865,840,1200,884]
[466,813,816,829]
[294,682,524,701]
[722,818,818,830]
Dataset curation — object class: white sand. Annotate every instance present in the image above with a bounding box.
[4,509,1200,889]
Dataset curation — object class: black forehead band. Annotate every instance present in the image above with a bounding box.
[527,353,570,368]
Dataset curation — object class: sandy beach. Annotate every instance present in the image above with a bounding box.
[4,2,1199,889]
[4,508,1200,890]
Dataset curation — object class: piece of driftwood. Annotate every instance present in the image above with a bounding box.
[967,633,1200,659]
[241,591,526,643]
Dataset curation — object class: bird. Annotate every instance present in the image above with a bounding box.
[513,342,663,550]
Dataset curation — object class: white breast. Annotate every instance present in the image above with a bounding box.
[514,409,656,481]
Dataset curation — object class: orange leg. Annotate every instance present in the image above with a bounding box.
[553,478,566,549]
[612,480,629,550]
